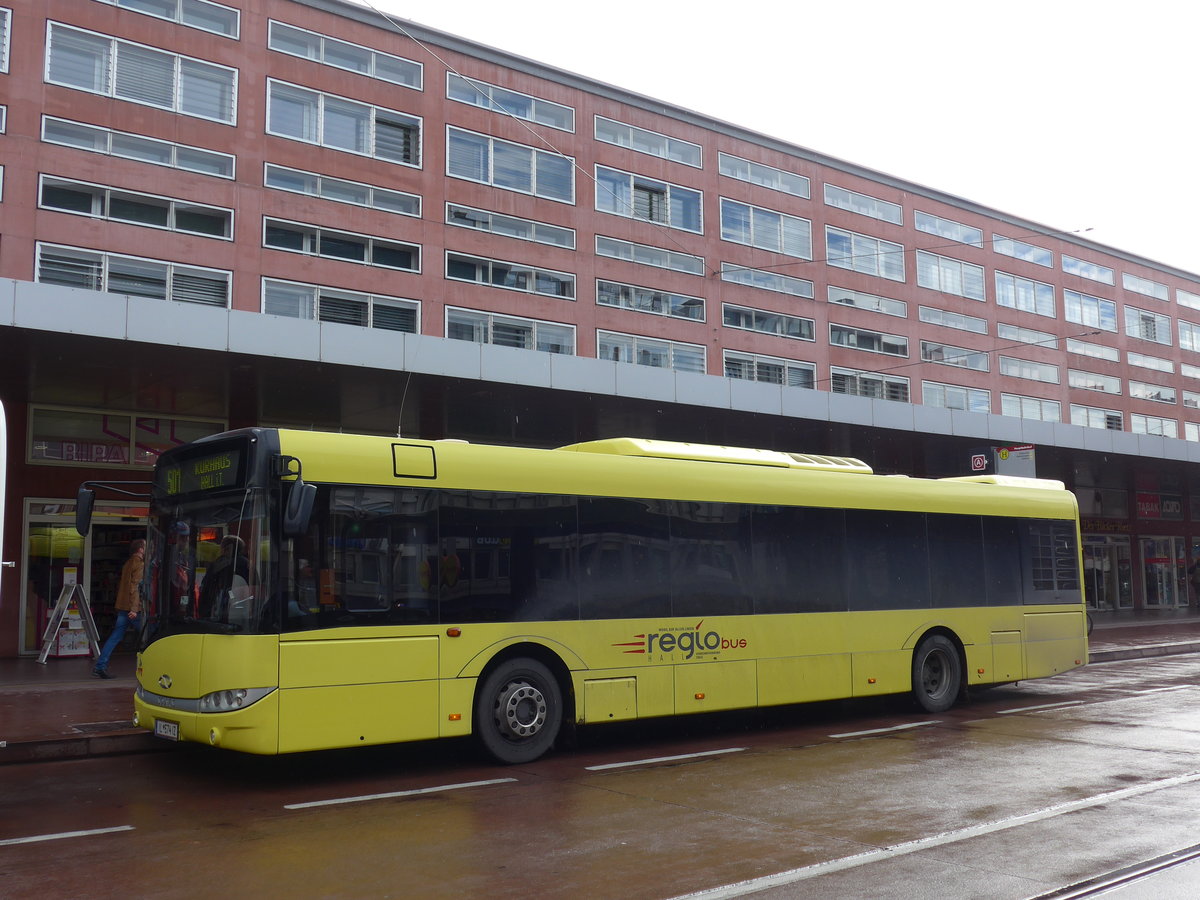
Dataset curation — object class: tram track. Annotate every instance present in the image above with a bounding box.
[1030,843,1200,898]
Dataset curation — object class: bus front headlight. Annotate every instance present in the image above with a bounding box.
[199,687,274,713]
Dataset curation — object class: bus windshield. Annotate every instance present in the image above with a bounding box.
[144,487,274,639]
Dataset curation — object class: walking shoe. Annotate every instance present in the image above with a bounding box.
[92,668,114,679]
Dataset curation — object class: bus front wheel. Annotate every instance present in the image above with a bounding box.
[911,635,962,713]
[475,658,563,765]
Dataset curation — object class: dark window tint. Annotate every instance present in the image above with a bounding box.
[845,509,931,610]
[752,505,847,613]
[927,514,987,608]
[579,497,671,619]
[669,501,753,617]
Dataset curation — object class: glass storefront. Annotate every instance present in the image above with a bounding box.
[1082,535,1133,610]
[1139,535,1187,608]
[21,499,147,656]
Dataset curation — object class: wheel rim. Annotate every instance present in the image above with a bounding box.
[494,679,547,740]
[921,649,951,701]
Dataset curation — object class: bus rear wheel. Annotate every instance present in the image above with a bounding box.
[475,658,562,765]
[912,635,962,713]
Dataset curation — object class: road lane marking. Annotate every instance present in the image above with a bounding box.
[283,778,517,810]
[996,700,1086,715]
[1129,685,1192,694]
[670,771,1200,899]
[829,721,941,739]
[585,747,746,771]
[0,826,134,847]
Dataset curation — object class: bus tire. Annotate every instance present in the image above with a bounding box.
[911,634,962,713]
[475,657,562,765]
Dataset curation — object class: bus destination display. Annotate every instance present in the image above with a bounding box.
[160,449,242,496]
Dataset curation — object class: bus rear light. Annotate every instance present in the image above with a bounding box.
[446,627,462,637]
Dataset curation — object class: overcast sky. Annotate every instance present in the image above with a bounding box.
[359,0,1199,277]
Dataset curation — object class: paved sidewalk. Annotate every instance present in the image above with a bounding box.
[3,611,1200,765]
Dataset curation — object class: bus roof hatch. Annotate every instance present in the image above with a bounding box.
[556,438,872,474]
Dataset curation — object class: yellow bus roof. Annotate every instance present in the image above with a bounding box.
[275,430,1078,520]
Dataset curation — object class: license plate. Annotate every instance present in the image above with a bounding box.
[154,719,179,741]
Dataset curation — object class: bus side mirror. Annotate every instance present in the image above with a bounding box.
[76,487,96,537]
[283,480,316,537]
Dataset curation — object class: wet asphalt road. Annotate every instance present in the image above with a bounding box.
[2,654,1198,899]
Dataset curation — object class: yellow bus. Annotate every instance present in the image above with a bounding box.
[129,429,1087,764]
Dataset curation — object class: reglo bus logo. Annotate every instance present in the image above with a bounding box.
[613,620,748,660]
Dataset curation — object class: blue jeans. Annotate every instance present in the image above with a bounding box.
[95,612,139,672]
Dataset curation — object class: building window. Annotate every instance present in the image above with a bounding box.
[1186,363,1200,380]
[36,242,231,306]
[266,163,420,217]
[826,227,905,282]
[29,406,224,468]
[1122,272,1168,301]
[263,279,419,332]
[598,330,705,373]
[722,304,814,341]
[828,286,906,318]
[718,152,809,198]
[995,271,1055,317]
[95,0,239,38]
[446,252,574,299]
[267,80,420,166]
[1127,351,1174,374]
[993,234,1052,267]
[596,280,703,321]
[997,323,1056,349]
[268,21,421,88]
[1129,381,1177,404]
[1124,306,1172,345]
[1064,289,1118,332]
[721,199,811,258]
[922,381,990,413]
[449,204,575,249]
[1178,288,1200,311]
[1188,423,1200,442]
[40,176,232,238]
[913,212,983,248]
[1068,370,1121,394]
[830,325,907,357]
[46,23,237,123]
[595,116,700,167]
[830,367,909,402]
[448,307,575,354]
[921,341,989,371]
[448,74,573,130]
[918,306,987,335]
[824,185,902,224]
[449,127,574,202]
[0,105,6,132]
[916,250,984,300]
[1000,357,1059,384]
[1067,337,1119,362]
[596,236,700,274]
[720,263,813,298]
[1062,254,1114,285]
[1131,414,1177,437]
[1185,391,1200,410]
[1,7,9,72]
[43,116,234,178]
[1071,404,1123,431]
[264,219,419,272]
[1179,320,1200,353]
[595,165,700,232]
[1002,393,1061,422]
[725,351,814,388]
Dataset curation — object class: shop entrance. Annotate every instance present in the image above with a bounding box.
[21,500,147,656]
[1139,535,1186,608]
[1082,536,1132,610]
